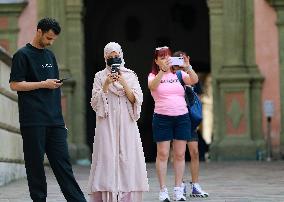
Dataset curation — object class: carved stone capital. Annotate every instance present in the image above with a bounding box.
[267,0,284,8]
[207,0,223,14]
[0,0,27,14]
[267,0,284,25]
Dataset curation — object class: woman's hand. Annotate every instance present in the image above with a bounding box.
[106,73,119,84]
[117,74,127,87]
[156,58,171,72]
[103,73,118,93]
[180,55,191,70]
[117,74,135,103]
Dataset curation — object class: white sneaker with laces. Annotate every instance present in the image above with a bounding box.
[181,182,187,196]
[190,182,209,197]
[173,186,186,201]
[159,187,171,202]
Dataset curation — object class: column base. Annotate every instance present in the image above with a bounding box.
[210,137,265,161]
[68,143,90,164]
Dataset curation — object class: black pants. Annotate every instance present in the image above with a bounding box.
[20,126,87,202]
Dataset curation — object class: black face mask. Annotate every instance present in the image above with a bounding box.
[107,57,122,66]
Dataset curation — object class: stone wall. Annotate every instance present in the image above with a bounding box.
[255,0,280,155]
[0,47,25,186]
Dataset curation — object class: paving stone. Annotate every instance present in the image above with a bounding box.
[0,161,284,201]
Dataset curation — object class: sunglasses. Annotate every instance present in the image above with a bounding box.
[155,46,169,50]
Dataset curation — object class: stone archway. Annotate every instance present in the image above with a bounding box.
[84,0,211,161]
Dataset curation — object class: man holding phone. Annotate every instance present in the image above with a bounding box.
[9,18,86,202]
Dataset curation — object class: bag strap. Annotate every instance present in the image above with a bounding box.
[176,70,195,107]
[176,70,195,92]
[176,70,185,86]
[176,70,189,105]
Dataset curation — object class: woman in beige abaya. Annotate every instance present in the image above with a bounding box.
[88,42,149,202]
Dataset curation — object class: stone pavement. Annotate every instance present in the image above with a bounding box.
[0,161,284,202]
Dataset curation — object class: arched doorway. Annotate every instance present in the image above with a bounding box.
[84,0,211,161]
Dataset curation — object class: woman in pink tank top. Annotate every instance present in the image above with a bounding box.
[148,46,198,201]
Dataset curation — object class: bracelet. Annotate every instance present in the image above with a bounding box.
[185,65,193,71]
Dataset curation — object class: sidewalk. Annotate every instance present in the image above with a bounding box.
[0,161,284,201]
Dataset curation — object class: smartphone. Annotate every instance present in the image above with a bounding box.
[56,78,70,83]
[170,57,184,66]
[111,64,120,74]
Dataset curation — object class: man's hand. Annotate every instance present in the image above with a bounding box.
[42,79,62,89]
[10,79,62,91]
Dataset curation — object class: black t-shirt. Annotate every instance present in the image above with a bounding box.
[9,43,64,126]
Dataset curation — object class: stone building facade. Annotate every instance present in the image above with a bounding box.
[0,0,284,185]
[208,0,284,160]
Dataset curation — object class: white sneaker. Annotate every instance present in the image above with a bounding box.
[159,187,171,202]
[173,186,186,201]
[181,182,187,196]
[190,182,209,197]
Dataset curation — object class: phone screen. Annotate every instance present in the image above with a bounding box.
[111,64,120,74]
[170,57,184,66]
[56,78,70,83]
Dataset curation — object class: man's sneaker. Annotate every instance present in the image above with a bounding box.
[181,182,187,196]
[159,187,171,202]
[173,186,186,201]
[190,182,209,197]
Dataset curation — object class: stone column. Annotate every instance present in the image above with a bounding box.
[208,0,264,160]
[37,0,67,68]
[65,0,89,160]
[37,0,89,161]
[0,0,27,53]
[207,0,223,144]
[246,1,264,147]
[268,0,284,157]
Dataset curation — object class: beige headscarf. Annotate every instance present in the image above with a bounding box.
[104,42,129,72]
[103,42,132,96]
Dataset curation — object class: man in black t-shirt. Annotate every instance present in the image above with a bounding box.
[9,18,86,202]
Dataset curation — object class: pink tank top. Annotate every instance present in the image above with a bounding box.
[148,71,189,116]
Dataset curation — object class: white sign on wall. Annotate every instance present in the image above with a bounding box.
[263,100,274,118]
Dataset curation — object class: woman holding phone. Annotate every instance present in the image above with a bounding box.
[88,42,149,202]
[172,51,209,198]
[148,46,198,201]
